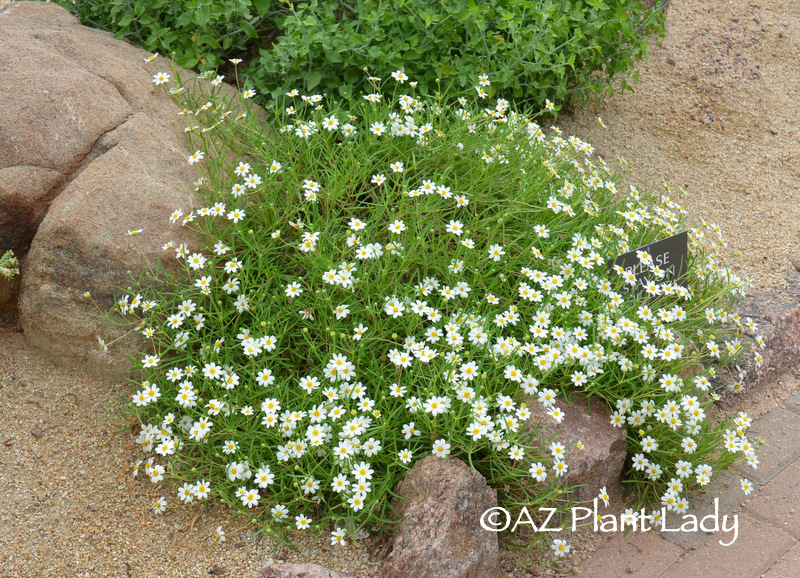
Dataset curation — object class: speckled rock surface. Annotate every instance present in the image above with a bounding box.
[720,271,800,395]
[381,456,501,578]
[0,1,201,379]
[526,395,628,504]
[255,563,356,578]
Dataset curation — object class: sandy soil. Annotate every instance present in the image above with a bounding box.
[0,328,378,578]
[558,0,800,291]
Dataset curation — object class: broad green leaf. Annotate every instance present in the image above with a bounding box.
[306,71,323,90]
[240,20,258,39]
[194,7,211,28]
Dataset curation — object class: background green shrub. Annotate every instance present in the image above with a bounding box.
[249,0,666,108]
[54,0,278,70]
[52,0,667,109]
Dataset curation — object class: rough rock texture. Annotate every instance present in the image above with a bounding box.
[0,165,65,259]
[21,113,201,379]
[381,456,501,578]
[719,271,800,396]
[790,252,800,273]
[255,564,355,578]
[526,395,628,504]
[0,1,208,379]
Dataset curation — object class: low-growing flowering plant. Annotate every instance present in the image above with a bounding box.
[108,58,761,552]
[0,250,19,279]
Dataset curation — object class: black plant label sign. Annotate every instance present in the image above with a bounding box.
[610,231,689,295]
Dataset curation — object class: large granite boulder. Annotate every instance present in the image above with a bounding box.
[381,456,502,578]
[0,1,209,379]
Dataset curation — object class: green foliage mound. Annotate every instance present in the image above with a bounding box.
[251,0,665,108]
[0,250,19,279]
[53,0,667,109]
[57,0,277,69]
[106,66,759,551]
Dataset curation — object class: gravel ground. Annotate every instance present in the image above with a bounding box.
[1,0,799,576]
[0,328,378,578]
[559,0,800,290]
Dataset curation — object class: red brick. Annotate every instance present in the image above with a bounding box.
[575,530,683,577]
[763,541,800,577]
[746,459,800,539]
[732,408,800,486]
[662,513,795,577]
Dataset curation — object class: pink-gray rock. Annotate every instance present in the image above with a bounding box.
[20,112,200,380]
[0,165,66,258]
[381,456,501,578]
[790,252,800,273]
[719,276,800,396]
[255,563,355,578]
[0,1,214,378]
[526,395,627,504]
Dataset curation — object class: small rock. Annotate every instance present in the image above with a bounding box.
[255,564,354,578]
[381,457,501,578]
[30,427,43,439]
[525,395,627,503]
[666,57,676,66]
[787,252,800,272]
[768,127,779,135]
